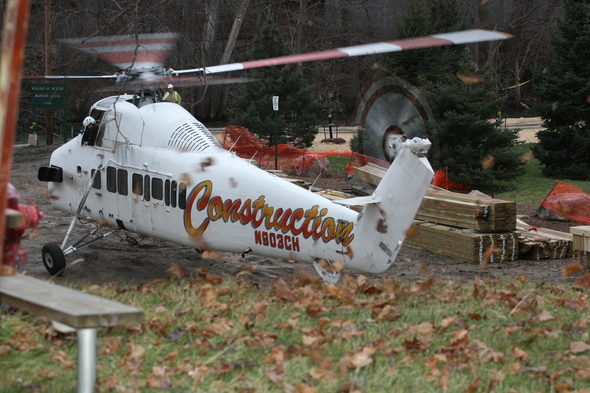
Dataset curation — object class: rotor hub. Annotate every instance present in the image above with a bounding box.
[382,126,406,162]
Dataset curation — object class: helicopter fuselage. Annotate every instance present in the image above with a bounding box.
[41,96,433,274]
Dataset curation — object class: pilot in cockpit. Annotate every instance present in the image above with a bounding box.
[81,116,98,146]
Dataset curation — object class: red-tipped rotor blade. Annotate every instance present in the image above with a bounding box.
[176,29,511,75]
[60,33,178,71]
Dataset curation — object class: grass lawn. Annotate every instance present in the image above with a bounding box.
[2,275,590,392]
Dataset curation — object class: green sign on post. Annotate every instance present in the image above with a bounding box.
[31,83,66,108]
[31,83,68,143]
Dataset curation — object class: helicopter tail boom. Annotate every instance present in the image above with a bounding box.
[348,138,433,273]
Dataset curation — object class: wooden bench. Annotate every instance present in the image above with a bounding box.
[571,226,590,268]
[0,274,144,393]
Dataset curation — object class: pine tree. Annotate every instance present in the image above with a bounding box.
[533,0,590,180]
[381,0,524,189]
[231,19,319,149]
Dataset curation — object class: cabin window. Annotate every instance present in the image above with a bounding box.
[152,177,163,200]
[91,169,101,189]
[106,166,116,193]
[171,181,177,208]
[132,173,143,196]
[178,182,187,210]
[144,175,151,201]
[164,180,171,206]
[118,169,128,196]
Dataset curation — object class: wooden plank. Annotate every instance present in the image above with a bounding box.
[405,220,519,264]
[353,163,387,186]
[416,190,516,232]
[571,226,590,252]
[515,219,573,260]
[0,275,144,329]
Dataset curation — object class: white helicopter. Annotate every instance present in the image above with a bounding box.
[36,30,510,282]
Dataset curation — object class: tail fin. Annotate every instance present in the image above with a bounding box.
[348,138,433,273]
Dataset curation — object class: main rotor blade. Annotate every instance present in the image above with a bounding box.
[60,33,178,71]
[95,75,257,92]
[176,29,511,75]
[23,74,118,80]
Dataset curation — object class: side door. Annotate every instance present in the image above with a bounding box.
[104,165,134,230]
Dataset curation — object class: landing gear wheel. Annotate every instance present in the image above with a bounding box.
[42,242,66,276]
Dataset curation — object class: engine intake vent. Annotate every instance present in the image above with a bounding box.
[167,122,222,152]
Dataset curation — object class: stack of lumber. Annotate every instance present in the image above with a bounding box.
[417,189,517,232]
[313,189,363,212]
[405,220,519,264]
[279,164,573,263]
[267,170,311,189]
[516,219,573,260]
[352,163,386,187]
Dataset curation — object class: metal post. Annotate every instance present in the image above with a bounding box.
[272,96,279,170]
[274,110,278,170]
[77,328,97,393]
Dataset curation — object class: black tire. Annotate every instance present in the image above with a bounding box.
[42,242,66,276]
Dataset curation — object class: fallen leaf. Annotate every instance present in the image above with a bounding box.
[511,346,529,361]
[538,309,555,322]
[232,263,256,277]
[465,377,482,393]
[408,278,433,294]
[480,246,500,270]
[419,261,430,275]
[197,268,223,284]
[0,345,12,357]
[154,305,169,314]
[201,250,224,259]
[574,272,590,289]
[562,263,584,280]
[555,202,572,215]
[337,382,362,393]
[200,284,220,309]
[406,226,420,238]
[481,155,495,169]
[522,150,534,163]
[52,350,74,368]
[0,265,17,276]
[374,304,402,322]
[265,366,285,384]
[458,74,486,84]
[293,385,317,393]
[570,341,590,354]
[201,318,233,337]
[273,278,298,302]
[168,263,188,278]
[200,157,214,171]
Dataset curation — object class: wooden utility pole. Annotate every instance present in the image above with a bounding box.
[45,0,53,145]
[0,0,31,262]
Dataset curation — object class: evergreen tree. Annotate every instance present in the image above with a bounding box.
[380,0,524,189]
[231,20,319,149]
[533,0,590,180]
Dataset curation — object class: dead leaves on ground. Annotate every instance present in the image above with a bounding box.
[4,274,590,392]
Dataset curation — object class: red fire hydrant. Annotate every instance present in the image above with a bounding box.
[3,183,43,266]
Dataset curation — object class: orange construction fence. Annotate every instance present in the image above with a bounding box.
[540,181,590,224]
[222,126,469,192]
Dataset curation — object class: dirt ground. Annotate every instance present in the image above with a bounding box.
[11,125,585,288]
